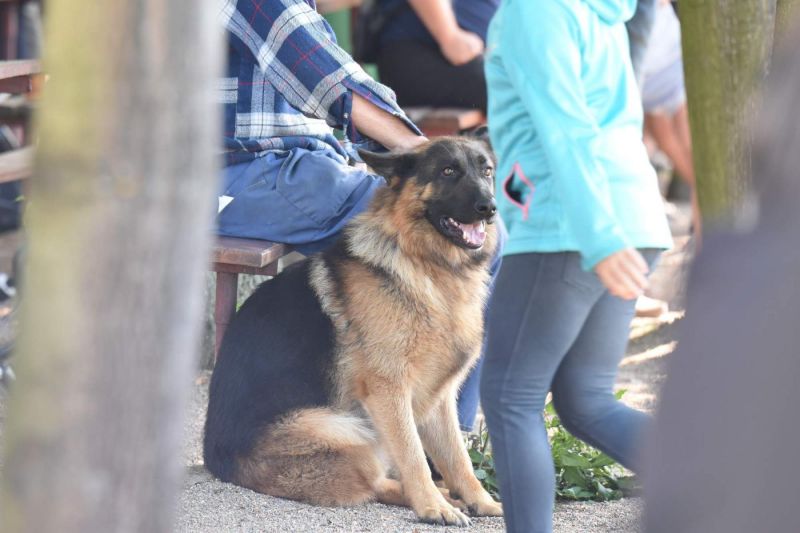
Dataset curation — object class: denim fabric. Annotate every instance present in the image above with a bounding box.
[217,148,386,256]
[480,249,660,533]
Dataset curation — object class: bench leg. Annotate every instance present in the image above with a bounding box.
[214,271,239,361]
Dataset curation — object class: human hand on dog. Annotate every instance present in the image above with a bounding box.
[594,248,649,300]
[439,28,484,66]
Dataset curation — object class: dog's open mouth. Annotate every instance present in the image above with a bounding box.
[440,217,487,249]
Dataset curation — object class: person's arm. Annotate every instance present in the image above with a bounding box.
[407,0,483,65]
[351,94,428,151]
[220,0,420,143]
[502,3,648,298]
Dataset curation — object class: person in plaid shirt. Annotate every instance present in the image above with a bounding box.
[217,0,426,253]
[215,0,503,432]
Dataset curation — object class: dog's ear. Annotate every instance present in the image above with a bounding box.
[462,125,493,154]
[358,149,418,182]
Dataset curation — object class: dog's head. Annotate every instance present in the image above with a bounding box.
[358,136,496,252]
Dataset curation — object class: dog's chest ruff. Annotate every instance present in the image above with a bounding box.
[308,244,488,405]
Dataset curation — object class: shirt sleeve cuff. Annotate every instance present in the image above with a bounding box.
[338,77,422,146]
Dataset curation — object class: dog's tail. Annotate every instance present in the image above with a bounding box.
[235,408,384,506]
[259,407,376,455]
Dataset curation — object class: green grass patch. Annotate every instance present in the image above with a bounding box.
[467,390,640,502]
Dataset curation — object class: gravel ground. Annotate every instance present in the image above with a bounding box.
[176,311,682,533]
[175,231,692,533]
[0,294,676,533]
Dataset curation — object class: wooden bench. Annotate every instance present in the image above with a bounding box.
[0,59,40,93]
[0,143,30,183]
[404,107,486,138]
[210,236,289,358]
[0,60,39,183]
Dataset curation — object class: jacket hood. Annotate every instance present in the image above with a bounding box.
[582,0,636,25]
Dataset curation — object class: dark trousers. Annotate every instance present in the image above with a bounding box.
[377,40,487,113]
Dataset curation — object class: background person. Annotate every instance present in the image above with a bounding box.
[640,0,702,240]
[627,0,658,85]
[371,0,499,112]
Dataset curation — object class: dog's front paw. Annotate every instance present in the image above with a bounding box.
[466,498,503,517]
[416,501,471,527]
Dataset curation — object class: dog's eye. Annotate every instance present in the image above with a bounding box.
[442,167,455,177]
[484,168,493,177]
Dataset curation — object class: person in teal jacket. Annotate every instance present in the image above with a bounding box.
[479,1,672,531]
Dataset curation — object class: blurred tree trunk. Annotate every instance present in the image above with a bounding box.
[0,1,220,532]
[776,0,800,38]
[680,1,776,223]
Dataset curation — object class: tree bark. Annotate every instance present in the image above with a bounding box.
[0,1,221,532]
[776,0,800,39]
[679,0,776,223]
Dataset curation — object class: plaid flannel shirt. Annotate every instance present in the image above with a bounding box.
[219,0,419,166]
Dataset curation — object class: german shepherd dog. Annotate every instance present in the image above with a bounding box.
[203,136,502,526]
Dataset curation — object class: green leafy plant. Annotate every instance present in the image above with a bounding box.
[546,390,639,501]
[466,421,501,500]
[467,390,640,502]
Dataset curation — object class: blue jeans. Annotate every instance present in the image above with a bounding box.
[218,148,386,256]
[480,250,660,533]
[218,148,503,429]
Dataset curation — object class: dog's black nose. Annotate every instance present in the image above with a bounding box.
[475,199,497,216]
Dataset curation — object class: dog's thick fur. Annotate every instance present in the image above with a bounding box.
[204,136,502,526]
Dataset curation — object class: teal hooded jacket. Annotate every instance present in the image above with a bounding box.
[485,0,672,269]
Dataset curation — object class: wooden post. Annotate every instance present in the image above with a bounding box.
[776,0,800,39]
[0,1,221,532]
[214,271,238,359]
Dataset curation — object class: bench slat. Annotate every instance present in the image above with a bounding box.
[0,60,40,81]
[0,146,33,184]
[211,236,287,268]
[404,106,485,137]
[419,108,485,131]
[212,262,280,276]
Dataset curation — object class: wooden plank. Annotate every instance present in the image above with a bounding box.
[211,262,279,276]
[420,108,485,131]
[404,106,486,137]
[0,73,31,93]
[404,107,434,124]
[214,271,238,358]
[0,146,32,183]
[211,236,287,268]
[0,59,39,80]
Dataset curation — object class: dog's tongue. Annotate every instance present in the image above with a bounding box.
[459,220,487,247]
